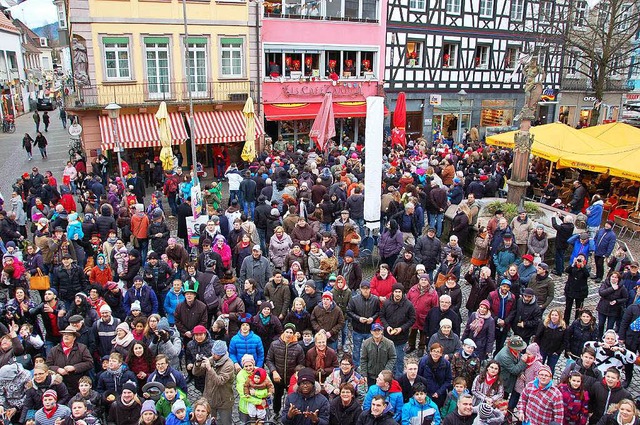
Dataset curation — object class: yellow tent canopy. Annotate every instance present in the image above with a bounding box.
[485,122,615,163]
[579,122,640,149]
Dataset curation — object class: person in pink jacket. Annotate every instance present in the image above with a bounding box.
[213,234,232,270]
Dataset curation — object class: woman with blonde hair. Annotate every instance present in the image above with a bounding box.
[597,398,640,425]
[450,203,470,246]
[533,308,566,373]
[269,226,292,271]
[283,297,312,338]
[190,398,215,425]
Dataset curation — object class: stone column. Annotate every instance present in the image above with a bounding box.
[506,120,534,205]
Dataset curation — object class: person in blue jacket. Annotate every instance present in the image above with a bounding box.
[567,231,595,266]
[402,382,441,425]
[229,313,265,369]
[123,275,158,316]
[593,220,617,283]
[585,195,604,237]
[163,279,185,326]
[418,342,453,409]
[363,370,404,422]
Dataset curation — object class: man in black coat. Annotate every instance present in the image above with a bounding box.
[425,294,461,338]
[51,254,89,306]
[588,368,631,425]
[355,395,397,425]
[239,171,257,220]
[509,288,542,343]
[254,195,272,252]
[551,212,575,276]
[442,393,476,425]
[177,198,193,248]
[0,210,22,244]
[126,171,146,204]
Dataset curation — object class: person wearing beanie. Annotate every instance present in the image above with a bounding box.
[473,402,504,425]
[242,367,274,422]
[510,287,542,344]
[516,366,564,425]
[407,273,439,357]
[123,274,159,317]
[193,338,235,425]
[165,398,190,425]
[310,291,345,348]
[106,380,142,425]
[486,279,517,356]
[239,242,271,290]
[337,245,363,290]
[281,367,329,425]
[229,314,264,371]
[380,279,416,377]
[185,323,215,393]
[34,389,72,425]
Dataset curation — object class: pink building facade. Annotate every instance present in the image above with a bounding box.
[260,0,387,144]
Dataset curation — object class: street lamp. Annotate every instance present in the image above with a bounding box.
[105,103,124,182]
[456,89,467,144]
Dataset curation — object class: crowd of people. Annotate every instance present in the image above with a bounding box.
[0,134,638,425]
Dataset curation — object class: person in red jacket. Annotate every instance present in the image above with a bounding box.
[487,279,516,356]
[406,274,439,355]
[370,264,397,302]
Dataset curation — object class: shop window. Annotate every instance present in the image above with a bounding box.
[284,53,302,77]
[303,53,320,76]
[326,51,341,78]
[361,51,375,76]
[474,45,490,69]
[504,47,518,70]
[406,42,422,67]
[480,99,515,127]
[265,52,282,77]
[343,52,357,77]
[442,43,458,68]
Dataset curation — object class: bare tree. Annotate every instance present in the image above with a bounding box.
[563,0,639,125]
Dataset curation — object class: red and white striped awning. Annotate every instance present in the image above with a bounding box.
[99,113,188,151]
[191,110,265,145]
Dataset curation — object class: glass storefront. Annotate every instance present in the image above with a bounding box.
[480,99,515,127]
[558,105,575,126]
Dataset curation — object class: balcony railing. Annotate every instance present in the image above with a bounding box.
[561,78,631,92]
[65,81,256,109]
[263,0,379,22]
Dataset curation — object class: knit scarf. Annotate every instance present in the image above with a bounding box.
[259,313,271,325]
[469,311,490,337]
[548,322,559,329]
[113,331,134,348]
[43,404,58,419]
[107,366,124,381]
[315,347,327,371]
[221,293,237,314]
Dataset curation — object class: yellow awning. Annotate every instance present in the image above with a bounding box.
[485,123,615,163]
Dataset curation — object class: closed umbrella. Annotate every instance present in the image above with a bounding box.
[309,92,335,152]
[391,92,407,148]
[155,101,174,171]
[241,97,257,162]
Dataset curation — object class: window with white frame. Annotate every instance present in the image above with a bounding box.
[410,0,426,11]
[479,0,493,17]
[475,45,490,69]
[510,0,524,20]
[220,38,243,77]
[57,3,67,29]
[406,41,423,67]
[574,0,588,27]
[539,0,553,22]
[144,38,170,98]
[442,43,458,68]
[445,0,461,14]
[103,38,131,80]
[566,50,579,76]
[597,2,609,28]
[505,47,518,69]
[186,38,207,96]
[618,3,633,31]
[610,54,623,76]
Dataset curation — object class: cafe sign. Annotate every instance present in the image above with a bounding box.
[281,83,363,98]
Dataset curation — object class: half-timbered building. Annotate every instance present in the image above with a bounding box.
[385,0,566,140]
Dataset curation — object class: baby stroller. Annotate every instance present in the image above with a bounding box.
[196,162,208,178]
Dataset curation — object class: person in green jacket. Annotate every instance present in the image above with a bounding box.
[237,353,271,423]
[493,335,529,410]
[155,382,191,418]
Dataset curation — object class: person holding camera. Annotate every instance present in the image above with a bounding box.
[563,254,590,324]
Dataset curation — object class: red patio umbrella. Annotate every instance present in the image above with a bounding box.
[391,92,407,149]
[309,92,336,152]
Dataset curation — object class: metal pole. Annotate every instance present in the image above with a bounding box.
[112,117,124,181]
[457,100,462,144]
[182,0,198,186]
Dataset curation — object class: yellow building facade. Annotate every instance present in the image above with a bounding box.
[67,0,260,168]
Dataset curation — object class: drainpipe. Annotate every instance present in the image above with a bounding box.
[255,0,262,117]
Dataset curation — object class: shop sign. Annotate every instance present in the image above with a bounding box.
[583,96,597,102]
[625,93,640,101]
[429,95,442,106]
[540,88,558,102]
[68,123,82,137]
[281,83,363,98]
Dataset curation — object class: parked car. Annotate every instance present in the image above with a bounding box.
[37,97,56,111]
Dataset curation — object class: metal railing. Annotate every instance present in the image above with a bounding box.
[65,80,255,108]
